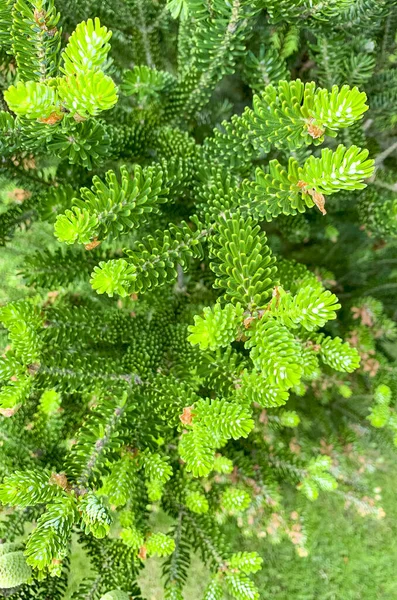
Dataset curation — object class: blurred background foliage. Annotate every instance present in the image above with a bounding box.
[63,457,397,599]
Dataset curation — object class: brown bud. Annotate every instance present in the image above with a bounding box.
[306,119,325,139]
[73,113,86,123]
[243,316,255,329]
[85,238,101,251]
[22,156,36,170]
[27,363,40,376]
[179,406,194,426]
[297,182,327,215]
[309,189,327,215]
[49,472,69,491]
[259,409,268,424]
[0,406,20,418]
[33,8,47,28]
[7,188,32,203]
[38,112,63,125]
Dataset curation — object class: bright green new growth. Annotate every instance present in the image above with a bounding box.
[228,552,263,574]
[90,219,205,297]
[319,336,360,372]
[299,456,338,501]
[267,285,341,331]
[300,145,374,194]
[0,0,396,598]
[185,491,209,514]
[247,319,303,388]
[251,145,374,221]
[55,164,167,245]
[188,303,244,350]
[221,488,251,514]
[367,384,397,445]
[79,492,112,538]
[145,532,176,557]
[3,14,118,123]
[61,17,112,75]
[209,211,277,311]
[208,79,370,163]
[57,70,118,117]
[25,497,77,574]
[280,410,301,428]
[179,398,254,477]
[120,525,144,550]
[4,81,59,119]
[246,81,369,150]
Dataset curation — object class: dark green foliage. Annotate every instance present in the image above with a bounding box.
[0,0,396,599]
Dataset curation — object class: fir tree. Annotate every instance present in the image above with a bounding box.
[0,0,396,598]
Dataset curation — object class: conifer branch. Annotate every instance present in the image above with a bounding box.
[0,0,395,595]
[77,404,127,487]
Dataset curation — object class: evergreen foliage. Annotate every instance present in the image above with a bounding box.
[0,0,396,598]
